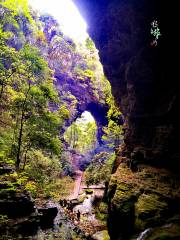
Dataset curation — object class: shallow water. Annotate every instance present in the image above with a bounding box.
[74,195,93,215]
[136,228,152,240]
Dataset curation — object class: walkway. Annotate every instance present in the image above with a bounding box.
[67,170,83,200]
[67,170,105,200]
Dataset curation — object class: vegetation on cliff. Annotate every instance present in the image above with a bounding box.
[84,152,115,186]
[1,1,179,240]
[0,0,122,202]
[64,111,97,154]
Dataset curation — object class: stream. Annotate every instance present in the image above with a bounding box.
[2,196,155,240]
[32,201,90,240]
[130,228,153,240]
[136,228,152,240]
[31,195,100,240]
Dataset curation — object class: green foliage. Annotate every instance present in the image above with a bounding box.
[60,151,74,175]
[0,24,67,168]
[102,95,123,147]
[21,45,49,76]
[0,2,76,200]
[23,150,75,199]
[85,37,96,51]
[43,176,74,200]
[0,0,34,23]
[24,181,37,197]
[48,30,111,105]
[85,152,115,185]
[0,4,70,197]
[64,112,97,154]
[0,0,121,204]
[25,150,61,185]
[0,171,28,196]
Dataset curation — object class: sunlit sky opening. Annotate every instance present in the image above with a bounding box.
[76,111,95,124]
[29,0,88,42]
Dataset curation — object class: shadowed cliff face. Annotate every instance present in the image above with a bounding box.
[73,1,180,239]
[73,0,179,169]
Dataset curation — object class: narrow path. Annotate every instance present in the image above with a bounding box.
[67,170,83,200]
[67,170,105,200]
[63,171,108,238]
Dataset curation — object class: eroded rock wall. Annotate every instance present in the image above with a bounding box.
[73,1,179,239]
[73,0,179,169]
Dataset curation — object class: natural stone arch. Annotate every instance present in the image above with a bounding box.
[85,102,108,144]
[74,102,108,145]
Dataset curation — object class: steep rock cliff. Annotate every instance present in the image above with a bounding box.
[73,0,179,239]
[73,0,179,169]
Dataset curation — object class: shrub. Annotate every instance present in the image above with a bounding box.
[25,150,62,185]
[25,181,37,197]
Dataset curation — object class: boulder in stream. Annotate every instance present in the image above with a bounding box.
[92,230,110,240]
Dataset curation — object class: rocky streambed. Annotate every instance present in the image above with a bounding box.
[0,186,109,240]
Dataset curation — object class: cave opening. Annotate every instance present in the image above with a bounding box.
[1,0,180,240]
[0,1,127,239]
[64,111,98,155]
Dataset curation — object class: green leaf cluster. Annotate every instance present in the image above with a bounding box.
[102,95,123,147]
[85,152,115,186]
[64,114,97,154]
[0,0,34,23]
[0,5,70,171]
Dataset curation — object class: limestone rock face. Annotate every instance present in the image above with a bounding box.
[107,163,180,239]
[0,187,35,218]
[73,0,179,169]
[38,206,58,229]
[73,1,179,238]
[0,180,40,236]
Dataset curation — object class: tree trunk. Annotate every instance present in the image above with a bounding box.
[22,151,28,170]
[16,83,31,169]
[16,110,25,169]
[0,82,4,99]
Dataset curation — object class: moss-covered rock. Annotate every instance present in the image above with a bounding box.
[107,163,180,239]
[112,189,136,215]
[99,202,108,214]
[78,193,87,203]
[146,223,180,240]
[85,189,94,194]
[92,230,110,240]
[135,193,168,230]
[95,202,108,225]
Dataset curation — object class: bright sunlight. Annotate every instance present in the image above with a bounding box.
[29,0,88,42]
[76,111,95,124]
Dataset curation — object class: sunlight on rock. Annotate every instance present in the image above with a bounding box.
[76,111,95,124]
[29,0,88,42]
[1,1,178,239]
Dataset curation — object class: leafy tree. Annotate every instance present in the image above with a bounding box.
[0,0,34,23]
[25,150,61,186]
[85,152,115,186]
[102,95,123,148]
[0,8,69,169]
[64,112,97,154]
[0,0,123,202]
[6,44,61,169]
